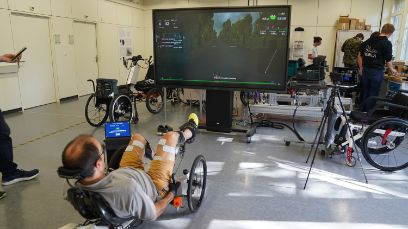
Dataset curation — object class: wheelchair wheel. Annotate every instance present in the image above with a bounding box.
[362,118,408,172]
[85,94,109,127]
[146,88,164,114]
[187,155,207,212]
[109,94,133,122]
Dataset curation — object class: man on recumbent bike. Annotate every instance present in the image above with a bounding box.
[61,113,199,221]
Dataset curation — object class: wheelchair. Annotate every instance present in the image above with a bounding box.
[57,142,207,228]
[84,55,164,127]
[328,89,408,171]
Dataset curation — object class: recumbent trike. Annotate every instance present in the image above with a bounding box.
[57,140,207,228]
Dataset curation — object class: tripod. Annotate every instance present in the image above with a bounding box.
[303,83,368,189]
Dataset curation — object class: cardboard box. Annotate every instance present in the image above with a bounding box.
[365,25,371,31]
[337,23,350,30]
[356,19,366,30]
[337,15,350,30]
[338,15,350,23]
[350,19,358,30]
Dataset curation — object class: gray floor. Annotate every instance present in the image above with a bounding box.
[1,97,408,229]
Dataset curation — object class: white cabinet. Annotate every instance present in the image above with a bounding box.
[132,8,144,27]
[51,0,72,18]
[98,0,117,24]
[117,4,132,26]
[72,0,97,21]
[0,0,7,9]
[8,0,51,15]
[52,18,78,99]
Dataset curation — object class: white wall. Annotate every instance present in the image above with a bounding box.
[142,0,385,69]
[0,0,389,111]
[0,0,145,111]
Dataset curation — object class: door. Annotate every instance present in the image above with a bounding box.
[11,14,56,109]
[73,22,98,96]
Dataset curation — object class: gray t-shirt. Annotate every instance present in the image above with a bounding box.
[78,167,159,220]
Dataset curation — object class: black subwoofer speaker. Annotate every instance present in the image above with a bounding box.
[206,90,233,133]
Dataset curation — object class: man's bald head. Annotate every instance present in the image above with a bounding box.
[62,135,102,179]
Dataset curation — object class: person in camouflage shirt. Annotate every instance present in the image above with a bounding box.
[342,33,364,68]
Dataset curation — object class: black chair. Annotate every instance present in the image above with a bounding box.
[57,167,142,229]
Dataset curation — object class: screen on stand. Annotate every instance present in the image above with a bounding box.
[153,6,291,92]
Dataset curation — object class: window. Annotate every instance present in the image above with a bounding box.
[392,0,404,14]
[391,15,401,58]
[400,16,408,60]
[390,0,405,60]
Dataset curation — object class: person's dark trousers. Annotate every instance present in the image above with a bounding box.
[0,110,18,176]
[361,67,384,112]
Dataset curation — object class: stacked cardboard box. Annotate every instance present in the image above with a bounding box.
[337,16,370,30]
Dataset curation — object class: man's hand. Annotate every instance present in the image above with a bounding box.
[390,68,398,76]
[0,53,19,63]
[358,68,363,76]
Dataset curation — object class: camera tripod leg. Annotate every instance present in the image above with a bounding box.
[335,89,368,183]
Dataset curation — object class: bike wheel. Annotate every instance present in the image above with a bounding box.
[146,88,164,114]
[362,118,408,172]
[187,155,207,212]
[109,94,133,122]
[85,94,109,127]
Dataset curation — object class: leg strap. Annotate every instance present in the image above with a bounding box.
[158,138,178,155]
[177,131,186,145]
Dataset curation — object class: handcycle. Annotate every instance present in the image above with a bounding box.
[84,55,164,127]
[327,89,408,171]
[57,140,207,228]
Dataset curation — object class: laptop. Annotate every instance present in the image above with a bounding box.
[104,122,132,162]
[105,121,131,139]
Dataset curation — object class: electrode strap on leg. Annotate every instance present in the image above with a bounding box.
[158,138,179,156]
[125,140,146,152]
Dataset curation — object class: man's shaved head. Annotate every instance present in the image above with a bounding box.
[62,135,101,179]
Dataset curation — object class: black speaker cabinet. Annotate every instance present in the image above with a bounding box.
[206,90,233,133]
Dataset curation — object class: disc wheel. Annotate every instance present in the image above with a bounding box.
[85,94,109,127]
[187,155,207,212]
[362,118,408,172]
[146,88,164,114]
[109,94,133,122]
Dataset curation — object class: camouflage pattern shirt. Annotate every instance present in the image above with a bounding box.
[342,37,362,67]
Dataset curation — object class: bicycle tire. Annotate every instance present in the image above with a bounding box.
[85,94,109,127]
[109,94,133,122]
[362,118,408,172]
[146,88,164,114]
[187,154,207,212]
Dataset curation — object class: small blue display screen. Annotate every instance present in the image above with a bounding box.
[105,122,131,138]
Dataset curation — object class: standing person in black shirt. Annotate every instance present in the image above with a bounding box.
[358,24,397,112]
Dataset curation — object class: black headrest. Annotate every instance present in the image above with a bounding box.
[57,166,83,180]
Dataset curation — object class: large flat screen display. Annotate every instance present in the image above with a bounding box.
[153,6,291,91]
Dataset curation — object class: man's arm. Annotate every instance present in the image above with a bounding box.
[357,51,363,76]
[386,61,397,75]
[154,192,174,219]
